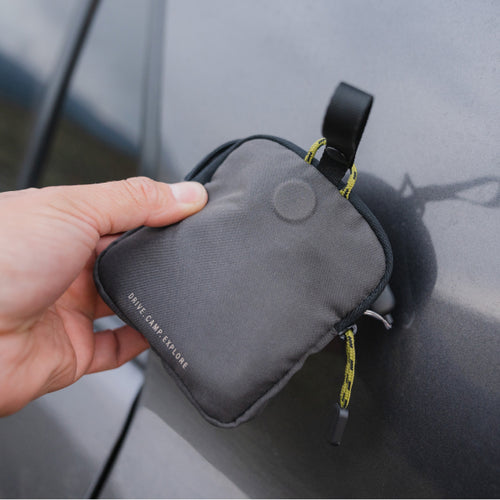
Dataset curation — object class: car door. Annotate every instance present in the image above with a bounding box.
[98,1,500,497]
[1,1,499,498]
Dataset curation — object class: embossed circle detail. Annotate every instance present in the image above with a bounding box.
[273,180,316,222]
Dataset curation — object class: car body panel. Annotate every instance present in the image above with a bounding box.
[101,1,500,497]
[0,361,143,498]
[0,0,498,497]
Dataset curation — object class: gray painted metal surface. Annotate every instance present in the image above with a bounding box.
[0,0,498,497]
[16,0,100,189]
[102,0,500,497]
[0,362,143,498]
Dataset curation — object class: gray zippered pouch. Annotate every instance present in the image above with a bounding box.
[94,83,393,433]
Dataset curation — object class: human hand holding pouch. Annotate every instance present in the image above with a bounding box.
[94,82,393,444]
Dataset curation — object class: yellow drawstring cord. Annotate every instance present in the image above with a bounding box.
[339,165,357,200]
[329,326,357,445]
[305,138,358,200]
[304,138,327,164]
[339,328,356,409]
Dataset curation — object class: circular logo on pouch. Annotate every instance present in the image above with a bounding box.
[273,179,317,222]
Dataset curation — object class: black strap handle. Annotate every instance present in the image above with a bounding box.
[317,82,374,184]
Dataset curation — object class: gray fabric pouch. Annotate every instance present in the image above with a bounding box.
[94,84,393,429]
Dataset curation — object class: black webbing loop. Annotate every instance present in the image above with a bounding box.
[317,82,374,185]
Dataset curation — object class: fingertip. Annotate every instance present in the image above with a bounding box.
[169,182,208,207]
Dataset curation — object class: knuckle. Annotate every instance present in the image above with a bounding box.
[122,177,159,208]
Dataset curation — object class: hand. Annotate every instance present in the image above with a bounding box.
[0,177,207,416]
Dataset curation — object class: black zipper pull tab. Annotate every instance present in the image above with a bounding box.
[328,325,357,446]
[329,403,349,446]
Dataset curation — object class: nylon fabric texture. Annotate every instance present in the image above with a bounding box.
[95,138,388,426]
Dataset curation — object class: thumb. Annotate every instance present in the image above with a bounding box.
[50,177,208,236]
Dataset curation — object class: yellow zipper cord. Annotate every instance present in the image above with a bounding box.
[339,164,357,200]
[305,138,358,199]
[304,138,327,164]
[339,328,356,408]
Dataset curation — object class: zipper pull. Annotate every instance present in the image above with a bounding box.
[328,325,357,446]
[329,403,350,446]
